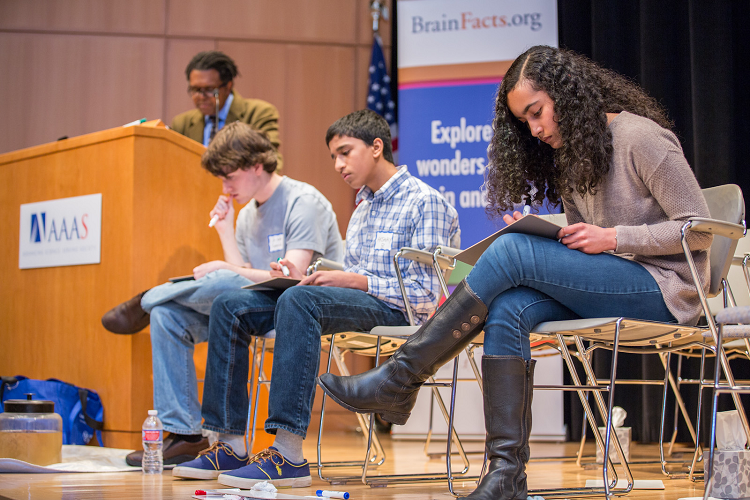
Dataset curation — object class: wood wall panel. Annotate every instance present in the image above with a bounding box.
[217,40,289,155]
[356,47,373,113]
[166,0,357,45]
[284,44,358,233]
[0,33,165,155]
[0,0,166,34]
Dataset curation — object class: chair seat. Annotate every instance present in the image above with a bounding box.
[715,306,750,325]
[370,325,418,338]
[532,317,702,346]
[704,324,750,339]
[320,330,408,357]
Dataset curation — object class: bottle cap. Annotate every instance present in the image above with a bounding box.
[148,410,158,416]
[4,394,55,414]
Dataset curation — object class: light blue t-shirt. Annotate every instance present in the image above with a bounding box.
[235,176,343,271]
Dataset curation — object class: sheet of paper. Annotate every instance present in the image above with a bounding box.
[241,277,301,291]
[455,215,564,265]
[585,479,665,489]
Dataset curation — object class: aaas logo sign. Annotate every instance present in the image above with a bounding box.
[19,194,102,269]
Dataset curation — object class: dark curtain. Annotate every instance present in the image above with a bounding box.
[559,0,750,443]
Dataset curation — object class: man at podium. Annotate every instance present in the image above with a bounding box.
[170,51,283,168]
[101,122,342,466]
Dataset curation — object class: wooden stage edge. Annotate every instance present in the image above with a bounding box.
[0,437,708,500]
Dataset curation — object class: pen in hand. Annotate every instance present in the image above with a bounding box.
[277,258,290,277]
[522,198,532,217]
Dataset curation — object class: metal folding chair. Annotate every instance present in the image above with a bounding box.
[526,184,747,498]
[316,245,480,487]
[660,249,750,479]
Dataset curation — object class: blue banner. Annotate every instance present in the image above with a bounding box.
[400,82,501,248]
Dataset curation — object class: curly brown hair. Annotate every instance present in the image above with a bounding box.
[486,45,673,217]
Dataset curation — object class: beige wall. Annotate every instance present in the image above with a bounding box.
[0,0,393,232]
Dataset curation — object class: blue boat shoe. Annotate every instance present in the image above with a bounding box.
[172,441,249,479]
[217,447,312,488]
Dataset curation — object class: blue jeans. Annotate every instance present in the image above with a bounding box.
[144,270,252,434]
[201,286,408,438]
[465,234,676,360]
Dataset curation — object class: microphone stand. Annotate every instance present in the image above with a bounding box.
[213,89,220,139]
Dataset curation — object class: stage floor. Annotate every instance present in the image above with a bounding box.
[0,430,708,499]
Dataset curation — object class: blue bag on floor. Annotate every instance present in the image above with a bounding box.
[0,376,104,446]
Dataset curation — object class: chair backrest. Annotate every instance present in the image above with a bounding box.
[702,184,745,297]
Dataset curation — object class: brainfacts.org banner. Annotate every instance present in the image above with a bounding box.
[398,0,558,249]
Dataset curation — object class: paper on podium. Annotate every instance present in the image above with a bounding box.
[455,215,564,265]
[242,277,300,291]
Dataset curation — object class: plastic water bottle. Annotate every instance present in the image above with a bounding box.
[141,409,163,474]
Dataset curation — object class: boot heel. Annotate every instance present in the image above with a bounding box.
[379,411,409,425]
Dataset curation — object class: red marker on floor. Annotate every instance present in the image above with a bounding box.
[195,488,241,495]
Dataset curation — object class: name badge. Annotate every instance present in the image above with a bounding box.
[374,231,394,251]
[268,233,284,253]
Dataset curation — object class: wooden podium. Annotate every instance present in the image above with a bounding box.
[0,123,227,448]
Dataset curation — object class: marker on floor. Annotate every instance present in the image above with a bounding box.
[316,490,349,499]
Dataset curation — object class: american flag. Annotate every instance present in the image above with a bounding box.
[367,33,398,162]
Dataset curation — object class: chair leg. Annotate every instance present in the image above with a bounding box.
[714,337,750,443]
[689,347,709,482]
[249,338,269,454]
[575,349,593,469]
[704,325,725,500]
[599,322,630,498]
[245,337,265,457]
[363,359,473,488]
[317,336,388,484]
[571,330,634,496]
[659,352,673,477]
[442,360,472,496]
[667,354,685,456]
[423,387,435,457]
[658,351,702,478]
[575,396,589,468]
[709,282,750,442]
[331,345,386,467]
[560,337,621,486]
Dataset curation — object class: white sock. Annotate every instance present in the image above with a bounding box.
[217,433,247,457]
[272,429,304,463]
[204,430,219,444]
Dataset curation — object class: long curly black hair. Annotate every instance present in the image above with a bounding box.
[485,45,673,217]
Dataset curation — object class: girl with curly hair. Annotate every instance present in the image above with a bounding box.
[318,45,712,499]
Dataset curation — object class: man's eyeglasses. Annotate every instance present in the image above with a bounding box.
[187,83,228,97]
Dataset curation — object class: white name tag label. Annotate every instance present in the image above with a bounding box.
[268,233,284,253]
[374,231,394,251]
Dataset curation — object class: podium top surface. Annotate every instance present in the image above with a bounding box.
[0,124,206,166]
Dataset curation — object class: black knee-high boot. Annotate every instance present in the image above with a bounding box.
[464,355,535,499]
[316,279,487,425]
